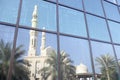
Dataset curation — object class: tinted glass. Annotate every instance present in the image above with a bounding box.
[103,1,120,21]
[0,25,14,42]
[20,0,56,31]
[113,45,120,79]
[0,0,19,23]
[84,0,104,16]
[114,45,120,60]
[0,25,15,80]
[117,0,120,5]
[59,0,82,10]
[86,14,110,41]
[106,0,117,4]
[60,36,92,73]
[91,41,119,80]
[16,28,57,79]
[108,21,120,44]
[50,0,56,2]
[59,6,87,37]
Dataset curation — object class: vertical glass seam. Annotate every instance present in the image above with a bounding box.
[7,0,22,80]
[56,0,61,80]
[82,0,97,80]
[101,0,120,79]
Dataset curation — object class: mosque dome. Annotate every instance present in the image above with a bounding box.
[41,46,56,56]
[76,63,88,74]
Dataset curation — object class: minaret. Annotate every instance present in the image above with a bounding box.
[40,27,46,55]
[28,5,38,56]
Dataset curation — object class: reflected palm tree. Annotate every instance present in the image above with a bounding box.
[95,53,118,80]
[0,39,30,80]
[60,51,76,80]
[39,51,75,80]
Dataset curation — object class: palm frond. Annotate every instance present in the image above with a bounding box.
[15,45,25,60]
[0,39,29,80]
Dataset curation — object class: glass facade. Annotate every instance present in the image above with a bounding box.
[0,0,120,80]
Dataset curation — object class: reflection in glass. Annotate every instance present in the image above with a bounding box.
[60,36,93,80]
[84,0,104,16]
[0,25,15,80]
[18,4,58,79]
[59,0,82,10]
[49,0,56,2]
[114,45,120,80]
[114,45,120,61]
[86,14,110,41]
[91,41,119,80]
[0,25,14,42]
[103,1,120,21]
[59,6,87,37]
[20,0,56,31]
[108,21,120,44]
[106,0,117,4]
[17,28,57,80]
[118,0,120,5]
[0,0,19,23]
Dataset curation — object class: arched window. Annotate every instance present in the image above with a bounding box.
[34,38,36,47]
[32,39,33,46]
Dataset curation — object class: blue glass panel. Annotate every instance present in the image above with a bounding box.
[0,0,19,23]
[84,0,104,16]
[117,0,120,5]
[59,0,82,10]
[60,36,92,73]
[104,1,120,21]
[86,14,110,41]
[108,21,120,44]
[0,25,14,43]
[114,45,120,60]
[17,29,57,56]
[16,28,57,79]
[91,41,115,73]
[0,25,15,80]
[20,0,56,31]
[59,6,87,37]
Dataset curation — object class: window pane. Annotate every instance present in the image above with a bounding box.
[118,0,120,5]
[91,41,119,80]
[59,0,82,10]
[84,0,104,16]
[0,0,19,23]
[20,0,56,31]
[86,14,110,41]
[114,45,120,60]
[108,21,120,44]
[60,36,93,79]
[59,6,87,37]
[111,45,120,79]
[0,25,15,80]
[16,28,57,80]
[103,1,120,21]
[0,25,14,42]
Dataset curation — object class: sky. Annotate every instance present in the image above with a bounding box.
[0,0,120,74]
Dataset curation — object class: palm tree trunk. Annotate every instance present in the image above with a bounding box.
[106,68,110,80]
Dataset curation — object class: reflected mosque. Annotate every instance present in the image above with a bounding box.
[24,5,55,80]
[24,5,101,80]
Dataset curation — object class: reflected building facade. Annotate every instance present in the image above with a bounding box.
[0,0,120,80]
[25,5,56,80]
